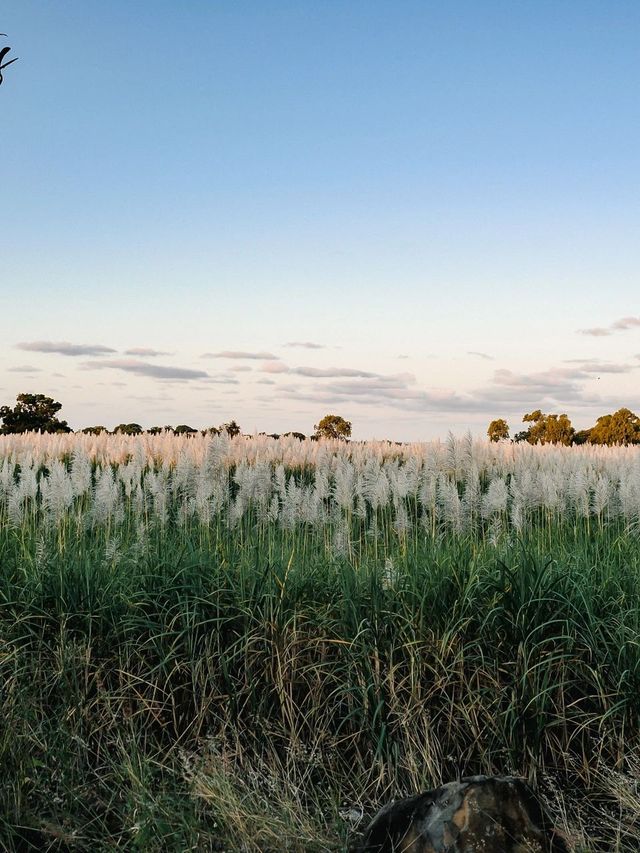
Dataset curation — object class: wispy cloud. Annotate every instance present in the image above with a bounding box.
[202,350,278,360]
[8,365,42,373]
[270,363,622,416]
[261,362,382,379]
[284,341,327,350]
[83,359,209,381]
[17,340,116,357]
[124,347,173,357]
[563,359,636,374]
[197,376,240,385]
[578,316,640,337]
[467,351,493,360]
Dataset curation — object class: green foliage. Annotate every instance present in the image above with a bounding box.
[588,408,640,446]
[81,425,107,435]
[2,442,640,848]
[573,429,591,445]
[0,393,71,434]
[113,423,143,435]
[519,410,575,445]
[314,414,352,440]
[174,424,197,435]
[1,515,640,849]
[487,418,509,442]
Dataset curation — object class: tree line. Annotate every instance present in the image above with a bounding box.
[0,394,353,441]
[6,393,638,446]
[488,408,640,446]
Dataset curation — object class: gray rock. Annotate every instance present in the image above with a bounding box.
[357,775,569,852]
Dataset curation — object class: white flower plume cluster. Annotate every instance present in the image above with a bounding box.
[1,432,640,539]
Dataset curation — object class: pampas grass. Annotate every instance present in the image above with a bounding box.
[1,432,640,850]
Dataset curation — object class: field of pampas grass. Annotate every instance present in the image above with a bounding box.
[2,432,640,850]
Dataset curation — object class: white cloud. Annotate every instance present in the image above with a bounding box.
[124,347,173,357]
[260,361,389,379]
[202,350,278,360]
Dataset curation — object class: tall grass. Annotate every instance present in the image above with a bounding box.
[1,433,640,850]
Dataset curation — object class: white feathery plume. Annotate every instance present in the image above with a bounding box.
[70,449,93,498]
[481,477,509,520]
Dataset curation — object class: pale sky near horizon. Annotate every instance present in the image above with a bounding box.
[2,1,640,439]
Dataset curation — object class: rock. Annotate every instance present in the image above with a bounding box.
[357,775,569,852]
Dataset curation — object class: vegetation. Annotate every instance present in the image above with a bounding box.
[3,391,640,449]
[314,414,352,440]
[0,393,71,434]
[0,34,18,86]
[113,422,144,435]
[487,417,509,442]
[1,432,640,850]
[515,410,575,446]
[493,408,640,447]
[588,407,640,445]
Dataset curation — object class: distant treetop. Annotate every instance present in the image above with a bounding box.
[0,394,71,434]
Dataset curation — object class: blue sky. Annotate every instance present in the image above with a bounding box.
[2,1,640,438]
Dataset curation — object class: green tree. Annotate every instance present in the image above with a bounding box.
[82,425,107,435]
[588,408,640,445]
[573,429,592,445]
[0,393,71,434]
[113,423,143,435]
[174,424,197,435]
[519,410,574,446]
[314,414,352,441]
[487,418,509,442]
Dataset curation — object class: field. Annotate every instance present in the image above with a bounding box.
[2,432,640,851]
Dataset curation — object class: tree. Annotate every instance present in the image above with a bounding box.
[487,418,509,442]
[573,429,591,445]
[519,410,574,446]
[221,420,241,438]
[113,423,143,435]
[0,35,18,86]
[588,408,640,446]
[314,414,352,441]
[82,425,107,435]
[0,393,71,434]
[174,424,197,435]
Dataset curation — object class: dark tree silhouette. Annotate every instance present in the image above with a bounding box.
[0,393,71,434]
[113,423,143,436]
[0,35,18,86]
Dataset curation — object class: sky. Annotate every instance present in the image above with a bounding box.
[2,1,640,440]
